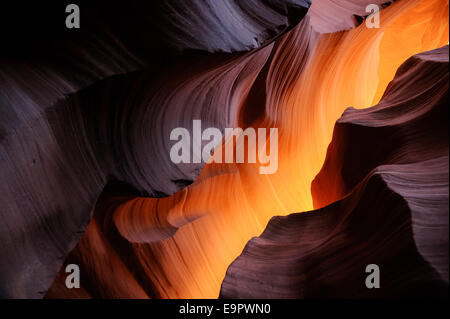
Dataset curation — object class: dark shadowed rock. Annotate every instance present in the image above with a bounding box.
[220,46,449,298]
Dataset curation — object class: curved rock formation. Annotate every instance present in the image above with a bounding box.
[221,157,449,298]
[312,45,449,209]
[309,0,392,33]
[45,1,448,299]
[220,46,449,298]
[0,0,310,299]
[0,0,448,299]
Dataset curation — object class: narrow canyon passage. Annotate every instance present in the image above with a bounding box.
[45,0,449,299]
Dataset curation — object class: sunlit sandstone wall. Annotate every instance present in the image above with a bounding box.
[47,0,449,299]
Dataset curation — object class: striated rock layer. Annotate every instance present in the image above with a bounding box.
[0,0,448,299]
[45,0,448,299]
[221,157,449,298]
[0,0,311,299]
[220,46,449,298]
[312,46,449,209]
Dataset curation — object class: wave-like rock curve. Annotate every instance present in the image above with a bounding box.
[220,46,449,298]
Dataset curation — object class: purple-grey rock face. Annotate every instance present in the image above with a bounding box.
[0,0,311,298]
[220,46,449,299]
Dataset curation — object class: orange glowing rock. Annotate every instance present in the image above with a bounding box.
[45,0,449,299]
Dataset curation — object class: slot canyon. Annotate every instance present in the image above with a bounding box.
[0,0,448,299]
